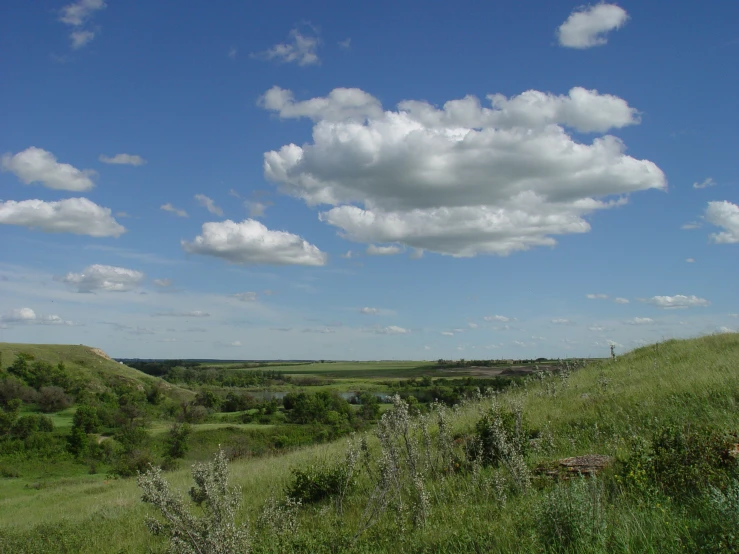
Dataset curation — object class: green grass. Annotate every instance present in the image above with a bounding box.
[1,333,738,552]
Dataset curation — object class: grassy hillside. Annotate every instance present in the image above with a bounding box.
[0,342,191,401]
[1,333,738,553]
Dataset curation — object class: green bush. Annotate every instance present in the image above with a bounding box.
[617,424,737,498]
[536,477,608,553]
[285,462,355,504]
[474,404,532,467]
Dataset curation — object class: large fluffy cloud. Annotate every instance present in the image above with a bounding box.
[262,87,664,257]
[0,198,125,237]
[182,219,327,266]
[557,3,629,49]
[1,147,96,191]
[705,201,739,244]
[59,264,144,292]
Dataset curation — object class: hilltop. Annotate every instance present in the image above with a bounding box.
[0,343,190,401]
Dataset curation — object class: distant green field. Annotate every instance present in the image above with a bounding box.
[229,360,436,379]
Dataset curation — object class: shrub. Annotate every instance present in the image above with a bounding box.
[114,448,155,477]
[38,386,72,413]
[474,403,531,467]
[536,477,608,553]
[286,461,354,504]
[137,447,250,553]
[650,424,734,496]
[617,424,737,498]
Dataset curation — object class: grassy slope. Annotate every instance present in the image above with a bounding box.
[0,342,192,402]
[1,333,738,552]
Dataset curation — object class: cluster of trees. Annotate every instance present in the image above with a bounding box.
[127,359,289,388]
[434,358,553,368]
[384,376,522,405]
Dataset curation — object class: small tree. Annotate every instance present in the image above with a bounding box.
[137,448,250,554]
[165,422,191,460]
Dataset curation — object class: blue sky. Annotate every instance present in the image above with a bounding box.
[1,0,737,359]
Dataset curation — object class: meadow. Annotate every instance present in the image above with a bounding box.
[1,334,738,552]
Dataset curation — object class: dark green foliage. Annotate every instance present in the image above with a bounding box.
[357,392,381,421]
[66,426,88,457]
[7,355,71,392]
[10,415,54,439]
[0,398,21,435]
[73,404,100,433]
[286,462,354,504]
[651,424,735,495]
[113,448,155,477]
[222,391,258,412]
[37,386,72,412]
[618,424,737,498]
[164,422,191,459]
[283,391,353,425]
[0,376,38,406]
[195,389,221,410]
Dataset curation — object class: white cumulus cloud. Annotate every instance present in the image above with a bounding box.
[614,297,630,304]
[360,307,380,315]
[99,153,146,166]
[0,198,125,237]
[153,279,173,288]
[641,295,710,309]
[586,293,609,299]
[2,147,96,191]
[259,86,383,122]
[253,28,320,66]
[262,86,663,257]
[557,3,629,49]
[705,201,739,244]
[195,194,224,217]
[182,219,327,266]
[59,264,144,292]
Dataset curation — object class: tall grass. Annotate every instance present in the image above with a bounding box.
[1,333,738,553]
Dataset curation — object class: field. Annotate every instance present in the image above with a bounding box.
[1,333,738,552]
